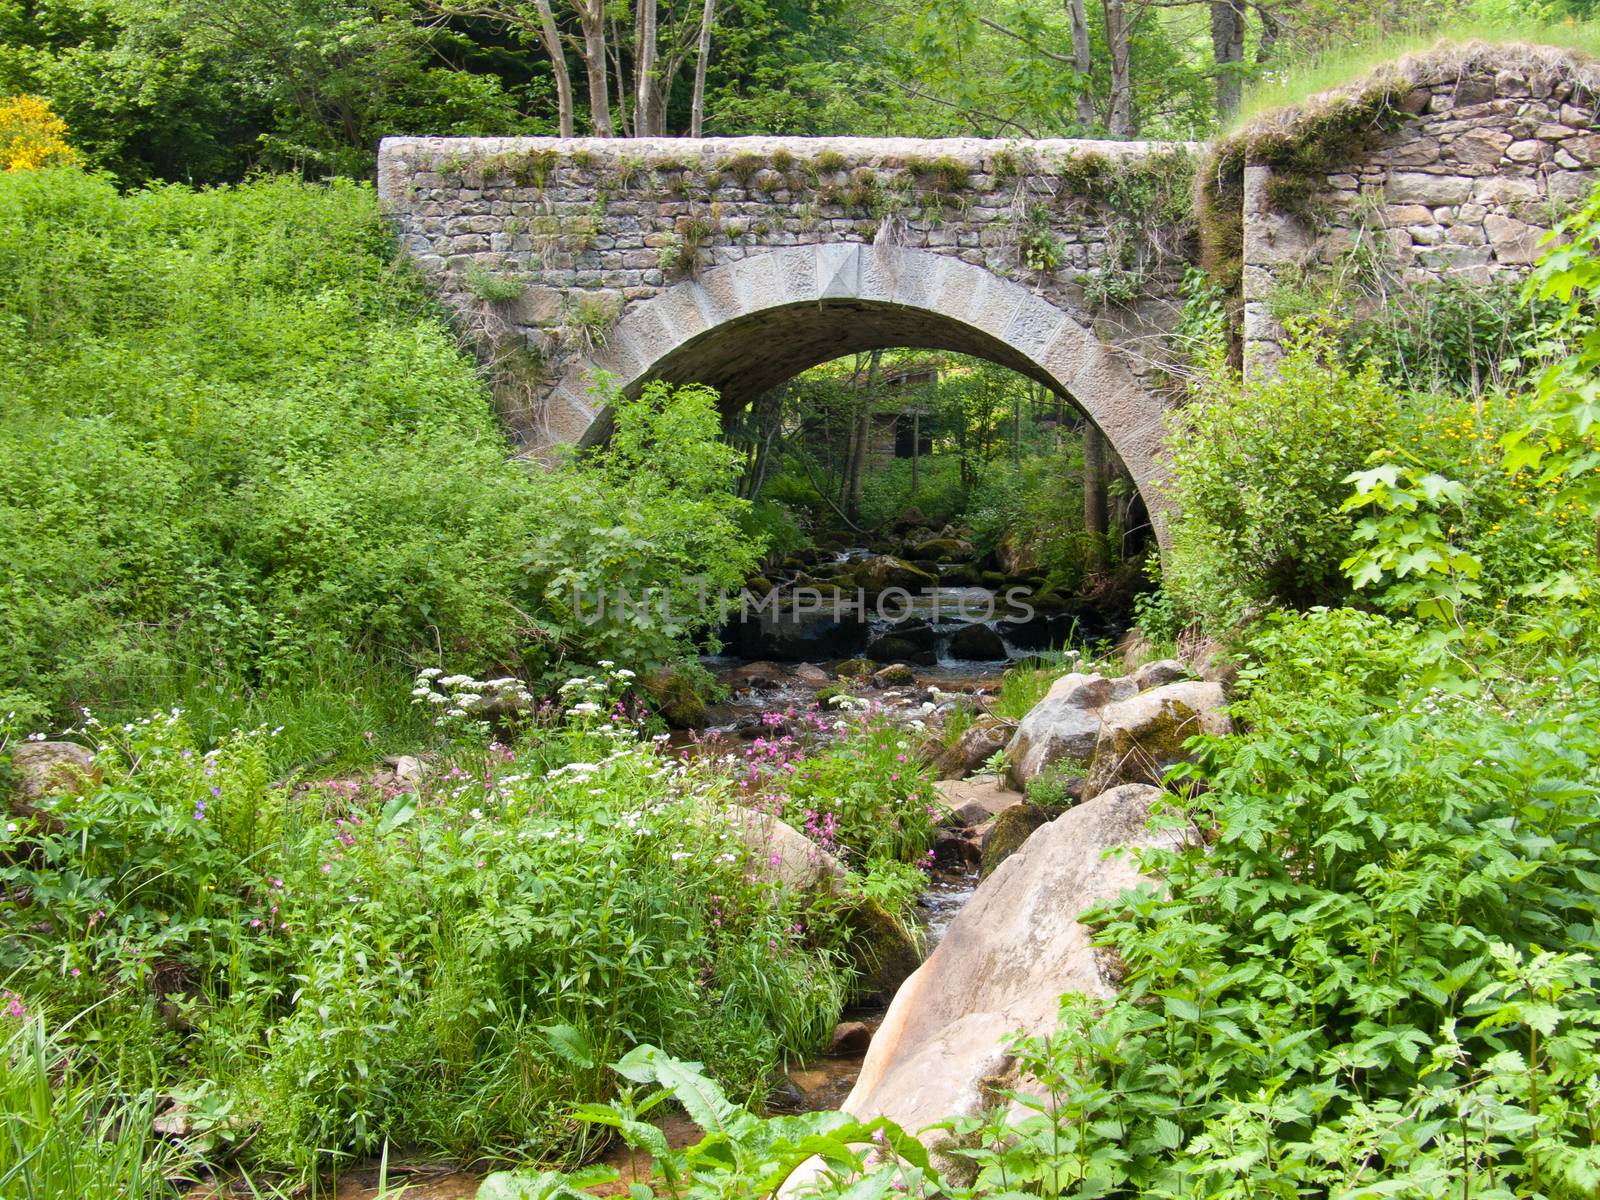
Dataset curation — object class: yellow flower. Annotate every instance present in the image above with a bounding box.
[0,95,78,172]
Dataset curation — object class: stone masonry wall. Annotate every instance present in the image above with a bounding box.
[1242,50,1600,372]
[376,137,1196,444]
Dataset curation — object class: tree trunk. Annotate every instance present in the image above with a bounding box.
[1083,423,1109,573]
[1103,0,1134,137]
[533,0,575,136]
[846,349,882,522]
[1255,1,1280,65]
[690,0,716,136]
[911,406,921,496]
[579,0,613,136]
[635,0,658,135]
[1066,0,1094,127]
[1210,0,1246,124]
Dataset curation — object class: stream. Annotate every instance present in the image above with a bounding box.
[303,543,1060,1199]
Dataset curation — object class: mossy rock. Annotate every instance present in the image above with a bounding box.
[851,555,938,597]
[645,668,708,730]
[842,896,923,1004]
[813,684,847,707]
[980,570,1009,587]
[941,563,985,586]
[979,803,1051,879]
[746,575,775,597]
[831,658,875,678]
[872,663,917,687]
[866,636,920,664]
[908,537,975,563]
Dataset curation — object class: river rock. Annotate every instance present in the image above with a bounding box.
[1131,658,1190,691]
[1083,681,1231,799]
[872,664,917,688]
[841,783,1175,1136]
[729,808,848,893]
[792,663,830,687]
[851,555,938,597]
[934,718,1009,780]
[729,589,869,661]
[979,803,1050,877]
[907,537,976,562]
[1003,673,1134,790]
[947,623,1006,661]
[646,667,708,729]
[828,1021,874,1056]
[723,660,791,691]
[935,776,1022,825]
[7,741,99,821]
[729,806,920,1003]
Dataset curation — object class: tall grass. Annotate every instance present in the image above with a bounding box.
[0,1015,188,1200]
[1236,18,1600,129]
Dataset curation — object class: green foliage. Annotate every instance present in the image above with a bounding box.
[0,1014,192,1199]
[786,699,939,866]
[465,263,527,302]
[1159,334,1401,629]
[0,170,765,737]
[1023,758,1083,808]
[1510,177,1600,557]
[0,675,855,1183]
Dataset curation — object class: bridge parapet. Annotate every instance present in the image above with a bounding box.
[377,135,1198,445]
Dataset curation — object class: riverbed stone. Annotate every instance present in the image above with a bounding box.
[934,718,1010,780]
[841,783,1176,1137]
[978,803,1051,877]
[947,623,1007,661]
[1003,672,1135,790]
[935,775,1023,825]
[1083,680,1231,798]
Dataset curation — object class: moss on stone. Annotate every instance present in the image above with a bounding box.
[842,895,923,1004]
[979,803,1051,879]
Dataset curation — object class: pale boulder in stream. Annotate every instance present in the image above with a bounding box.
[1003,672,1132,790]
[840,783,1178,1135]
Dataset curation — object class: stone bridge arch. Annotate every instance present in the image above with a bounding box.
[541,243,1172,538]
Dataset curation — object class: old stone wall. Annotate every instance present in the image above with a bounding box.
[1240,46,1600,372]
[376,136,1196,443]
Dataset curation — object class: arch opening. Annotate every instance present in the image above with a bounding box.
[543,244,1171,549]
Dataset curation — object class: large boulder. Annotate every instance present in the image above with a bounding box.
[7,741,99,822]
[1131,658,1190,692]
[934,718,1010,781]
[729,807,920,1003]
[851,556,938,598]
[842,784,1176,1136]
[645,667,708,729]
[947,623,1007,661]
[994,530,1039,576]
[978,803,1050,878]
[1083,681,1231,799]
[1003,673,1134,791]
[728,808,846,893]
[907,537,976,563]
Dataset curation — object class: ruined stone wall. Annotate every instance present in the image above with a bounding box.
[1240,47,1600,372]
[376,136,1196,443]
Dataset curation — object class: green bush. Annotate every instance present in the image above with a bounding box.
[1158,335,1400,630]
[0,169,764,748]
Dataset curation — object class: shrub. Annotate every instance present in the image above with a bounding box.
[1159,334,1400,630]
[0,170,765,739]
[0,95,77,171]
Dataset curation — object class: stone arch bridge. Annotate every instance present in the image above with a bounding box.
[377,136,1194,536]
[378,55,1600,539]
